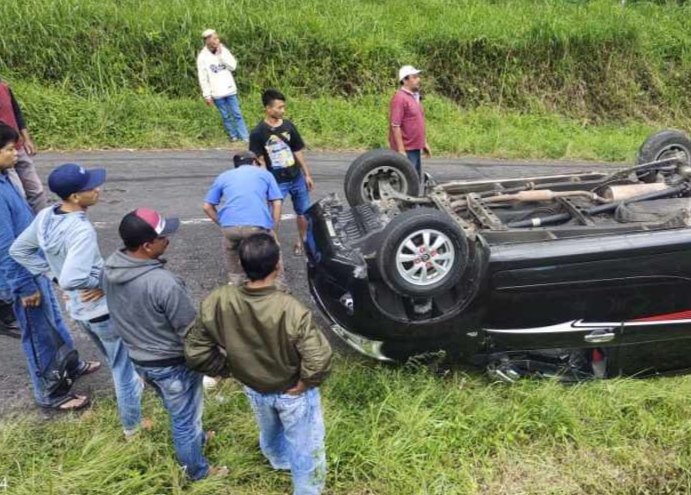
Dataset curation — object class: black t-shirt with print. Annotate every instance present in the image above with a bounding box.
[249,119,305,182]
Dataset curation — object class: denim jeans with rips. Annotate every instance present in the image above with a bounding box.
[76,318,143,435]
[134,363,209,480]
[213,94,249,141]
[244,386,327,495]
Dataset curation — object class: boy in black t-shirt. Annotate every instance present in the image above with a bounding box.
[249,89,315,256]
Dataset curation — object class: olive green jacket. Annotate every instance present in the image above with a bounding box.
[185,284,332,393]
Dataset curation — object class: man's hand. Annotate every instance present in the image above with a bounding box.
[80,288,104,303]
[205,98,214,106]
[23,136,37,156]
[285,379,307,396]
[20,291,41,308]
[423,143,432,158]
[305,174,314,192]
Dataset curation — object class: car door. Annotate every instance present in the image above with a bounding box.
[482,229,691,376]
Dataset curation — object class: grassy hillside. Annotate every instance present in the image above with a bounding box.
[2,359,691,494]
[0,0,690,156]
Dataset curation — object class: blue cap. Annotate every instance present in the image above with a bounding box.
[48,163,107,199]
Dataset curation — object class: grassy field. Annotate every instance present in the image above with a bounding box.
[1,0,690,159]
[2,358,691,495]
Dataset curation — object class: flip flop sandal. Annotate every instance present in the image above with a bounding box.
[293,243,304,256]
[49,394,91,411]
[74,360,102,378]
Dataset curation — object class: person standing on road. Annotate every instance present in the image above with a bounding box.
[202,150,283,285]
[389,65,431,179]
[249,89,315,256]
[0,78,48,212]
[185,233,332,495]
[197,29,250,143]
[0,123,99,412]
[102,208,227,481]
[10,163,146,438]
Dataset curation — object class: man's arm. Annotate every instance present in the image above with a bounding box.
[159,276,198,339]
[184,295,230,377]
[203,178,223,225]
[293,150,314,191]
[9,217,51,277]
[220,45,238,71]
[58,227,102,291]
[0,213,39,303]
[202,202,219,225]
[391,126,406,155]
[270,199,282,236]
[10,89,36,156]
[196,55,212,103]
[292,308,333,389]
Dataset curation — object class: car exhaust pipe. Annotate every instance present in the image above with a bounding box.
[603,183,668,201]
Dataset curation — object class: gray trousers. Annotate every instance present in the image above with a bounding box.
[8,149,48,213]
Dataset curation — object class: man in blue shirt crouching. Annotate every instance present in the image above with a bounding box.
[202,151,283,285]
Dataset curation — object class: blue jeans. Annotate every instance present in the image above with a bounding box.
[278,174,311,216]
[76,318,143,435]
[13,277,83,407]
[213,94,249,141]
[406,149,422,178]
[244,386,326,495]
[135,364,209,480]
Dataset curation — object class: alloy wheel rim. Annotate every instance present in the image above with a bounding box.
[395,229,455,286]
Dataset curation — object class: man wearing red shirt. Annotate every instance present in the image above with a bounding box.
[388,65,431,178]
[0,79,47,213]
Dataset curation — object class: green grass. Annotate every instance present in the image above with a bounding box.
[12,80,658,161]
[1,0,690,159]
[2,358,691,494]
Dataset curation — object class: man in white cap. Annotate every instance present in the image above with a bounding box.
[197,29,249,142]
[389,65,431,178]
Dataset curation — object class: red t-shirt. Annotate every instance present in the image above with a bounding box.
[388,88,426,151]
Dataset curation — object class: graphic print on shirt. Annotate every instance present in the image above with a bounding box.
[210,64,227,74]
[265,133,295,169]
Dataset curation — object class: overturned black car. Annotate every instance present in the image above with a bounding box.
[305,130,691,381]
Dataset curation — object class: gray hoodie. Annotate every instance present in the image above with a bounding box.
[10,206,107,321]
[102,250,197,365]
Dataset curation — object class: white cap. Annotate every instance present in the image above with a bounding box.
[202,29,216,39]
[399,65,422,82]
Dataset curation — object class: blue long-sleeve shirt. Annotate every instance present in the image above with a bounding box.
[0,171,38,298]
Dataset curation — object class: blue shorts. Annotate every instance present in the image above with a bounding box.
[278,173,311,216]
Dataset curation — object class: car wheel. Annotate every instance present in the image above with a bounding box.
[637,129,691,182]
[377,208,469,297]
[344,149,421,207]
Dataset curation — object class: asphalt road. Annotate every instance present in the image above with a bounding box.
[0,148,615,417]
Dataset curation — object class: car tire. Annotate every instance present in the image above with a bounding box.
[377,208,469,297]
[344,149,421,207]
[637,129,691,182]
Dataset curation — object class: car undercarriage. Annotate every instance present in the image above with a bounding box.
[306,129,691,381]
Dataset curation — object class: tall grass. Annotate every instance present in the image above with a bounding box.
[2,358,691,494]
[0,0,689,156]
